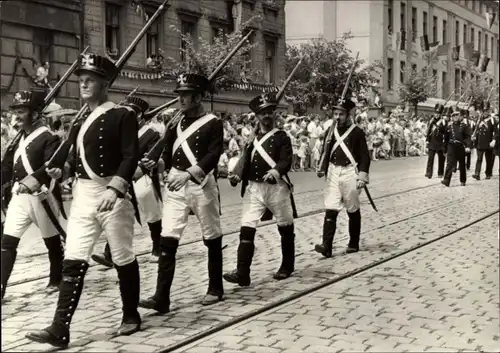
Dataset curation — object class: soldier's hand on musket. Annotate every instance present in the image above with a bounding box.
[317,171,325,178]
[141,155,157,170]
[167,171,190,192]
[228,173,241,185]
[46,166,62,180]
[465,147,471,153]
[356,180,366,189]
[97,188,119,212]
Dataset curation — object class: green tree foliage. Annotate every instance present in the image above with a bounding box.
[162,17,261,94]
[284,33,383,115]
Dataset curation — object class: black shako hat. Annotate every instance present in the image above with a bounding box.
[332,98,356,113]
[174,73,210,93]
[434,103,444,114]
[75,53,116,79]
[10,90,46,111]
[249,93,278,114]
[121,96,150,115]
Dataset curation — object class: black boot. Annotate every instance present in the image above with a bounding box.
[1,235,20,300]
[223,227,255,287]
[274,224,295,280]
[347,210,361,253]
[43,235,64,293]
[314,210,338,258]
[202,237,224,305]
[25,260,89,348]
[138,237,178,314]
[115,259,141,335]
[91,242,113,268]
[148,221,162,257]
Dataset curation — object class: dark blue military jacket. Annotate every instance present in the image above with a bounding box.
[474,118,495,150]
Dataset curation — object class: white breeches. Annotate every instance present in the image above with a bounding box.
[3,191,60,239]
[241,180,294,228]
[135,175,162,224]
[324,164,361,213]
[162,169,221,241]
[65,179,135,266]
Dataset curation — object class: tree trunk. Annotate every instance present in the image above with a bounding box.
[414,104,418,116]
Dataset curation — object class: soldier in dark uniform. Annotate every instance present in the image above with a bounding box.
[92,96,163,268]
[441,109,472,187]
[462,108,475,170]
[1,90,64,300]
[315,98,371,257]
[425,104,447,178]
[26,53,141,348]
[493,112,499,173]
[223,93,296,287]
[472,108,496,180]
[139,73,224,313]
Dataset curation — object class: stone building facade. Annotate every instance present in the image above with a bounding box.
[1,0,287,114]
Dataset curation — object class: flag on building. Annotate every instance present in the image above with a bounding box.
[480,56,490,72]
[471,50,481,66]
[485,11,496,29]
[462,42,474,60]
[452,45,460,61]
[420,35,429,52]
[429,41,440,48]
[400,30,406,50]
[436,43,450,56]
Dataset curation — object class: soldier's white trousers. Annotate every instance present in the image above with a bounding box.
[65,179,135,266]
[162,168,221,241]
[3,191,60,239]
[325,164,361,213]
[241,180,294,228]
[134,174,162,224]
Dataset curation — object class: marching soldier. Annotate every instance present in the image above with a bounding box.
[92,96,163,267]
[315,98,371,257]
[1,90,65,300]
[223,93,297,287]
[494,112,500,173]
[139,73,224,313]
[472,107,496,180]
[425,104,447,179]
[441,108,472,187]
[462,108,475,171]
[26,53,142,348]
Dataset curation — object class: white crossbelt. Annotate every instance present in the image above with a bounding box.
[331,124,358,168]
[76,101,116,184]
[14,126,56,193]
[173,114,217,186]
[138,125,151,139]
[251,128,278,168]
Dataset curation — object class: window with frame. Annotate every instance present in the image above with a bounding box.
[454,68,460,96]
[105,2,121,59]
[145,9,161,59]
[442,71,447,98]
[478,30,481,52]
[387,58,393,90]
[411,63,417,72]
[432,16,437,42]
[210,26,228,45]
[485,33,488,55]
[33,29,52,65]
[442,20,447,43]
[180,20,197,63]
[388,0,393,35]
[264,39,276,83]
[455,20,459,45]
[423,11,428,36]
[463,24,467,45]
[460,70,466,91]
[400,2,406,32]
[491,36,495,61]
[470,27,474,48]
[400,61,406,83]
[411,7,417,42]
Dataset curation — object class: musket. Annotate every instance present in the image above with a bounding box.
[143,29,255,162]
[1,46,90,163]
[46,0,169,170]
[126,85,141,99]
[144,29,255,120]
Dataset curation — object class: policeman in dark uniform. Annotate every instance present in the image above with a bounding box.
[92,96,163,267]
[223,93,297,287]
[1,90,64,300]
[441,108,472,187]
[26,53,141,348]
[425,103,447,178]
[139,73,224,313]
[315,98,371,257]
[472,106,496,180]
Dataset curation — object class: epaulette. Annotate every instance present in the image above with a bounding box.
[115,104,135,113]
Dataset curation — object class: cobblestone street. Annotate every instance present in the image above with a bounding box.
[1,156,499,353]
